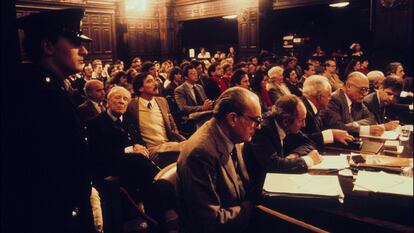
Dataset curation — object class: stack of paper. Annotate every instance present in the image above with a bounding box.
[263,173,345,203]
[309,155,349,170]
[384,140,400,151]
[353,171,413,196]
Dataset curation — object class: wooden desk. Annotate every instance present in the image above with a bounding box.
[260,133,413,233]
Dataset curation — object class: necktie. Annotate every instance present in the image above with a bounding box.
[114,118,122,128]
[147,102,152,110]
[99,103,105,113]
[230,147,245,199]
[193,86,204,105]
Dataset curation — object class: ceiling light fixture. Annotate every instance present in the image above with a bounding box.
[329,2,350,7]
[222,15,237,19]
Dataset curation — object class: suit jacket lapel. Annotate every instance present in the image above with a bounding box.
[372,93,382,123]
[339,89,353,123]
[211,121,243,200]
[302,97,322,130]
[269,116,284,156]
[155,97,173,137]
[184,84,197,105]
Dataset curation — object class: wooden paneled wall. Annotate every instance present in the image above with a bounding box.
[16,0,117,64]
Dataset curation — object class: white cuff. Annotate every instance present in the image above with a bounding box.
[400,91,408,98]
[409,104,413,111]
[322,129,334,144]
[124,146,134,154]
[302,156,314,168]
[360,125,370,135]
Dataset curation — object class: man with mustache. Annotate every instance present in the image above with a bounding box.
[126,72,186,168]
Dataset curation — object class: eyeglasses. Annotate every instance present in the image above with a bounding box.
[242,115,263,126]
[350,83,369,94]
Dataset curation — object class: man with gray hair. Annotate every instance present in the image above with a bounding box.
[176,87,261,233]
[321,71,384,136]
[267,66,290,103]
[366,70,385,93]
[301,75,354,147]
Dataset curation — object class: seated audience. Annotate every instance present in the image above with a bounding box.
[87,86,159,220]
[267,66,290,103]
[127,72,186,167]
[283,68,302,96]
[230,69,250,89]
[323,59,343,91]
[251,68,273,117]
[321,72,383,136]
[176,87,261,233]
[244,95,322,186]
[301,75,354,148]
[174,64,213,116]
[205,62,226,100]
[197,47,211,59]
[77,80,106,125]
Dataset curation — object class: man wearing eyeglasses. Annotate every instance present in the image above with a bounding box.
[176,87,261,233]
[321,71,383,136]
[244,95,323,187]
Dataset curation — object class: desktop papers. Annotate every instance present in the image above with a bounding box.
[263,173,345,203]
[359,126,400,140]
[353,171,413,196]
[309,155,349,170]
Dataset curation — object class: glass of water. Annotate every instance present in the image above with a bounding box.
[399,125,410,141]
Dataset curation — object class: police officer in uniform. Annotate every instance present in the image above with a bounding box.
[5,8,95,233]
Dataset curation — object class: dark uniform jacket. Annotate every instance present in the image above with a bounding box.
[6,63,94,233]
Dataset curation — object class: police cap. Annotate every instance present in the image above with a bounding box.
[17,8,92,43]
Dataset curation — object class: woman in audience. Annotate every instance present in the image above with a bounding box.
[164,66,183,99]
[251,68,273,117]
[283,68,302,96]
[106,71,130,93]
[343,58,361,80]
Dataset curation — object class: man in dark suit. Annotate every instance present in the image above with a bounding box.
[321,71,384,136]
[6,8,95,233]
[77,79,106,125]
[87,86,160,230]
[244,95,322,187]
[363,76,403,129]
[87,86,158,187]
[126,72,186,167]
[301,75,354,148]
[176,87,261,233]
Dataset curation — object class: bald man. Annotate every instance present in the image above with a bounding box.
[321,71,383,136]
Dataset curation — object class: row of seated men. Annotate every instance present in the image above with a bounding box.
[77,62,411,232]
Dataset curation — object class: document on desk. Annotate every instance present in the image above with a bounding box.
[309,155,349,170]
[263,173,345,203]
[359,126,400,140]
[353,171,413,196]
